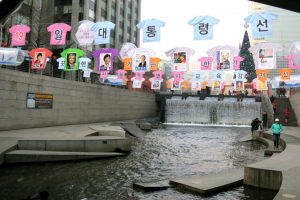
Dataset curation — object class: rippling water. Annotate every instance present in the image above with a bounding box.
[0,126,277,200]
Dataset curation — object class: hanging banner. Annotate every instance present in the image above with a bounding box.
[29,48,53,69]
[244,12,278,39]
[92,48,119,72]
[47,23,72,45]
[188,16,219,40]
[119,43,137,60]
[213,81,221,91]
[150,57,162,71]
[172,71,184,82]
[122,57,132,71]
[116,69,127,80]
[256,69,270,82]
[137,19,166,43]
[192,71,204,82]
[56,57,65,69]
[79,57,91,70]
[234,70,247,82]
[207,45,239,70]
[198,57,213,70]
[249,43,282,69]
[72,20,95,46]
[128,48,156,72]
[278,68,293,80]
[83,68,93,78]
[0,47,25,66]
[60,48,84,71]
[235,80,244,91]
[257,79,268,90]
[100,71,109,79]
[131,71,145,89]
[213,70,225,81]
[165,47,195,72]
[9,25,31,46]
[152,71,164,81]
[90,21,115,44]
[182,81,191,89]
[233,56,244,70]
[191,80,202,91]
[285,42,300,69]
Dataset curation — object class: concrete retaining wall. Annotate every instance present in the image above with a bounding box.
[0,68,158,130]
[289,88,300,125]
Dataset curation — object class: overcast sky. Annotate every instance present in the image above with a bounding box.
[140,0,251,60]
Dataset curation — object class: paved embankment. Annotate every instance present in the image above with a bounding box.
[244,126,300,200]
[0,122,135,164]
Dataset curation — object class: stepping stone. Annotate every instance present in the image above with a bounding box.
[133,181,171,192]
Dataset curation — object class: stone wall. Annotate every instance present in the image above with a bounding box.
[0,68,158,130]
[289,88,300,125]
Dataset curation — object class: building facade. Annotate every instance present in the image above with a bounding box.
[248,2,300,80]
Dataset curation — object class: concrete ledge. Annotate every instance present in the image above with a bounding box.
[87,125,126,137]
[170,168,243,196]
[274,166,300,200]
[17,136,131,152]
[5,150,127,163]
[0,140,18,165]
[244,131,300,190]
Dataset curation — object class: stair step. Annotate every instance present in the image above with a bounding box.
[5,150,127,163]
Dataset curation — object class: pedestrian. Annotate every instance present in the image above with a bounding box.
[282,88,286,97]
[262,111,268,129]
[272,100,277,115]
[245,89,248,96]
[271,118,283,149]
[270,95,275,103]
[283,108,290,123]
[228,90,231,96]
[251,118,262,133]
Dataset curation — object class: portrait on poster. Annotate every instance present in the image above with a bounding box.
[258,48,275,69]
[134,54,149,71]
[99,53,112,71]
[235,81,244,91]
[213,81,221,91]
[173,52,187,71]
[217,50,231,70]
[172,80,182,90]
[133,79,143,88]
[151,80,161,90]
[32,52,45,69]
[66,53,77,69]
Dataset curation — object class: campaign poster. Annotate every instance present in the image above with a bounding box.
[172,80,182,90]
[99,53,112,71]
[151,80,161,90]
[213,81,221,91]
[217,50,231,70]
[173,52,187,71]
[235,80,244,91]
[66,53,77,70]
[32,52,46,69]
[258,48,275,69]
[133,54,150,71]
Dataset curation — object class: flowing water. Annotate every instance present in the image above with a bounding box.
[165,97,262,125]
[0,126,277,200]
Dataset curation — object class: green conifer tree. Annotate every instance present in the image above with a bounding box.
[239,30,256,82]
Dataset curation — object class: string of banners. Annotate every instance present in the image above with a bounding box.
[1,12,300,90]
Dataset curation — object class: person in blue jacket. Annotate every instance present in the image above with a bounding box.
[271,118,283,149]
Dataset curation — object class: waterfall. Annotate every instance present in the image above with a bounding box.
[165,97,261,126]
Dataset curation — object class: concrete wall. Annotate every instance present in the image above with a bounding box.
[289,88,300,125]
[0,68,158,130]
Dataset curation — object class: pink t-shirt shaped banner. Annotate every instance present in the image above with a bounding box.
[47,23,72,45]
[9,25,31,46]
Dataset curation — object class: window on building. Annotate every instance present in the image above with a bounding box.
[89,10,95,19]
